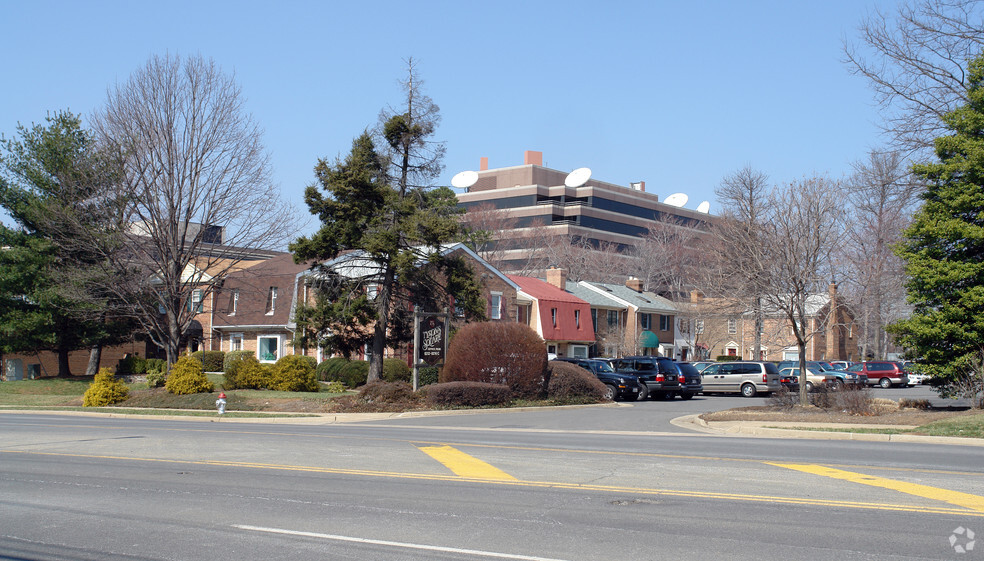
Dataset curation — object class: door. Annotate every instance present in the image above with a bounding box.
[701,363,723,392]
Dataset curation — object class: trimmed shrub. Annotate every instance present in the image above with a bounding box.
[296,355,317,372]
[116,354,147,374]
[223,350,256,373]
[382,358,412,383]
[83,369,130,407]
[146,371,166,388]
[165,356,215,395]
[546,361,607,402]
[358,381,420,405]
[269,355,319,392]
[339,360,370,388]
[191,350,225,372]
[441,322,548,399]
[316,357,350,382]
[145,358,167,375]
[236,358,272,390]
[766,386,797,410]
[900,398,932,410]
[424,381,512,407]
[321,381,346,393]
[418,366,439,387]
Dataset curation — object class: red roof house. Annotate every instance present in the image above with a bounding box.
[508,275,595,358]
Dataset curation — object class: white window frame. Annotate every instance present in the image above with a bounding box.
[728,318,737,334]
[490,292,502,320]
[266,287,278,315]
[659,314,671,331]
[571,345,588,358]
[231,289,239,315]
[229,333,244,352]
[574,309,581,329]
[257,334,282,362]
[551,307,557,327]
[640,313,652,330]
[696,320,704,334]
[190,289,203,313]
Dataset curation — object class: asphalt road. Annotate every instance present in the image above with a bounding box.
[1,384,980,561]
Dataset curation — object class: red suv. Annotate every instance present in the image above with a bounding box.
[845,361,909,388]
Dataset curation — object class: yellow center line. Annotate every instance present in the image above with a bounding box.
[418,445,517,480]
[4,449,981,517]
[768,463,984,513]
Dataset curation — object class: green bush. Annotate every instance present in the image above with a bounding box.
[546,361,607,402]
[146,371,166,388]
[83,369,130,406]
[296,355,317,372]
[321,381,346,393]
[382,358,412,382]
[165,356,215,395]
[116,354,147,374]
[145,358,167,375]
[191,350,226,372]
[269,355,319,392]
[236,359,273,390]
[316,357,350,382]
[339,360,370,388]
[223,350,256,373]
[442,322,548,399]
[418,366,439,387]
[424,381,512,407]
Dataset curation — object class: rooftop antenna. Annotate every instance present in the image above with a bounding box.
[451,170,479,190]
[664,193,689,207]
[696,201,710,213]
[564,167,591,188]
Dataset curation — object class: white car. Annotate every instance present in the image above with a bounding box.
[907,372,928,386]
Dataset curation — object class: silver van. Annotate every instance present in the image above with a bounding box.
[700,361,782,397]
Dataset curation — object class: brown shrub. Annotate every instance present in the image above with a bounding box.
[424,381,512,407]
[358,381,420,405]
[546,361,607,402]
[899,398,932,410]
[767,386,797,410]
[441,322,548,399]
[835,385,874,416]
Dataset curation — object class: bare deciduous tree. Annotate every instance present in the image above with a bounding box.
[844,0,984,152]
[460,202,517,270]
[840,150,922,359]
[95,54,296,365]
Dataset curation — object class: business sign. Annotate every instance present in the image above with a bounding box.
[418,315,446,365]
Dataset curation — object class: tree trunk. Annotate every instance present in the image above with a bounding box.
[57,347,72,377]
[368,264,397,383]
[85,345,102,376]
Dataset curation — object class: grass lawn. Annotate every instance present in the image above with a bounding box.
[767,412,984,439]
[0,377,90,406]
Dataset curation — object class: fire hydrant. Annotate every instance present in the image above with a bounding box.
[216,392,227,415]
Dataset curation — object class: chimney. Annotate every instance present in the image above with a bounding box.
[480,157,488,171]
[524,150,543,166]
[690,290,702,303]
[546,267,568,290]
[630,181,646,192]
[625,276,644,292]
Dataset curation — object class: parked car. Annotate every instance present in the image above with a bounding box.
[691,361,716,373]
[674,362,704,400]
[699,361,782,397]
[777,360,835,372]
[907,371,929,385]
[778,366,827,392]
[845,361,909,388]
[828,361,854,370]
[610,356,681,400]
[551,358,645,401]
[822,369,867,389]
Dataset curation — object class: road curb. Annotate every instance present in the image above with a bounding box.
[670,414,984,446]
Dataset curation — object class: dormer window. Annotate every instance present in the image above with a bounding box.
[266,287,278,315]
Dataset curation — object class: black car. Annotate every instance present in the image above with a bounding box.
[610,356,681,400]
[551,358,645,401]
[674,362,703,400]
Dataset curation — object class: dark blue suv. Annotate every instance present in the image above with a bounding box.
[551,358,645,401]
[610,356,681,400]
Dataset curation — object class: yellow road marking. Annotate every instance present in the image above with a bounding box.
[769,463,984,513]
[418,445,517,480]
[4,449,981,517]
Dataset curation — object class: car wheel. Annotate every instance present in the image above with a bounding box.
[637,386,649,401]
[603,384,617,401]
[879,377,892,389]
[741,383,757,398]
[679,392,694,400]
[805,381,814,392]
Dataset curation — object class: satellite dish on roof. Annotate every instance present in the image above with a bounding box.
[696,201,710,213]
[451,170,479,189]
[564,167,592,188]
[664,193,689,207]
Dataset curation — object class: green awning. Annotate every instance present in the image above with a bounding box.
[639,330,659,348]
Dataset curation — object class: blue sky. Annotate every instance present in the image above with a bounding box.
[2,0,898,234]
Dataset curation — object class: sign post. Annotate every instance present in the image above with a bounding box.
[413,309,449,391]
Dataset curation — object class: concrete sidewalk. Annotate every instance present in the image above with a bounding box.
[672,413,984,447]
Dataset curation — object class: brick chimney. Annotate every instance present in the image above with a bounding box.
[480,157,488,171]
[625,276,644,292]
[546,267,567,290]
[524,150,543,166]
